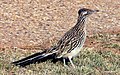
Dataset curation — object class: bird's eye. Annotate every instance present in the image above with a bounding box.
[82,11,88,15]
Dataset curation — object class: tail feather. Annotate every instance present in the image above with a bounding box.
[12,51,55,67]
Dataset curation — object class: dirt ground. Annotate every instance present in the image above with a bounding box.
[0,0,120,49]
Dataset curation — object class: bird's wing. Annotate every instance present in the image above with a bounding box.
[55,28,85,57]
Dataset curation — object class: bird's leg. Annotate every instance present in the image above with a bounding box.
[63,58,68,67]
[68,56,75,68]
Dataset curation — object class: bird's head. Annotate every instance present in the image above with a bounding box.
[78,8,99,17]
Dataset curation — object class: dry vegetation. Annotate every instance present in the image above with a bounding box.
[0,0,120,75]
[0,44,120,75]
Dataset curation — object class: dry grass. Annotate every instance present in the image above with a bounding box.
[0,33,120,75]
[0,47,120,75]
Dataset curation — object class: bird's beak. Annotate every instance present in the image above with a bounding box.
[92,10,99,13]
[89,10,99,15]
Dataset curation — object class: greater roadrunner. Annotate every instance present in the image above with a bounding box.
[12,8,99,68]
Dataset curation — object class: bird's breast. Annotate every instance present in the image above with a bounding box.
[63,34,86,58]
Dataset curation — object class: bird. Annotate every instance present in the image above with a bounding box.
[12,8,99,68]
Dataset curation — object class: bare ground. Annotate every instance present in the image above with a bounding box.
[0,0,120,50]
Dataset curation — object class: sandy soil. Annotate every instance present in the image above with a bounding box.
[0,0,120,49]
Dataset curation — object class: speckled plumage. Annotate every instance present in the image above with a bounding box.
[12,8,99,68]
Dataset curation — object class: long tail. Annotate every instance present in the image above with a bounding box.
[12,50,56,67]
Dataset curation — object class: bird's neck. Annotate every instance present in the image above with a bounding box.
[77,15,86,22]
[75,16,86,30]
